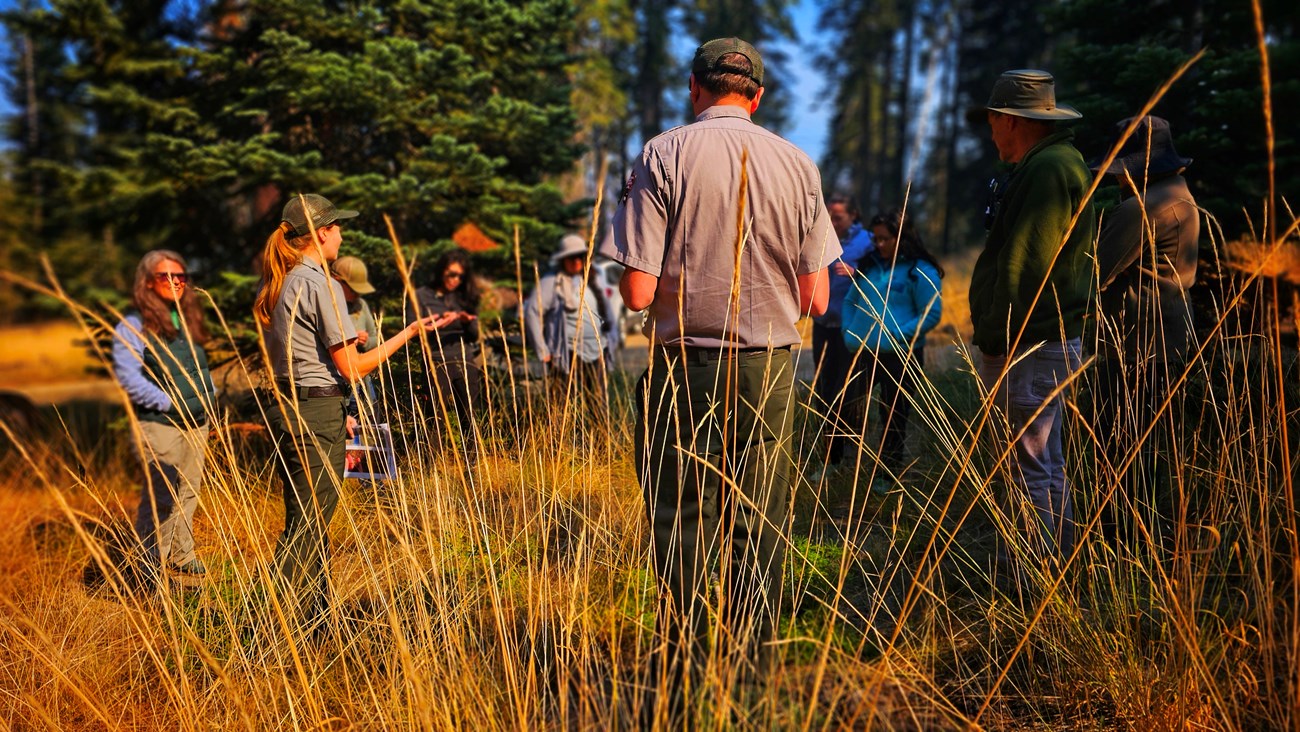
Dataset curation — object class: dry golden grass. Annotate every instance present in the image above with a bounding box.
[0,320,102,387]
[1223,237,1300,283]
[0,235,1295,729]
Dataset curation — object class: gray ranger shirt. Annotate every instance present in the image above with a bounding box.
[267,257,359,388]
[603,105,838,349]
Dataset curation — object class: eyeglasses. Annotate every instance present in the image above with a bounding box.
[153,272,189,284]
[444,271,464,280]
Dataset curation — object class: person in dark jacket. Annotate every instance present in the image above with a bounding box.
[112,250,216,585]
[842,209,943,494]
[406,249,483,465]
[970,69,1095,582]
[1089,115,1200,553]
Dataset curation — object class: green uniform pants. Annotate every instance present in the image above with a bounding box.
[636,346,795,716]
[267,395,347,629]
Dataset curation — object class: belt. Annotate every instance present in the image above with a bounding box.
[658,344,790,366]
[276,382,346,399]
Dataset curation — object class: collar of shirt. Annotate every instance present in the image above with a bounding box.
[300,256,327,277]
[695,105,753,124]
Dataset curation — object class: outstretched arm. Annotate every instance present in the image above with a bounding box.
[329,313,458,382]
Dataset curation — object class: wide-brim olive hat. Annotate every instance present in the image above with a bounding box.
[550,234,590,264]
[282,193,359,237]
[331,255,375,294]
[692,37,764,86]
[969,69,1081,124]
[1089,115,1192,178]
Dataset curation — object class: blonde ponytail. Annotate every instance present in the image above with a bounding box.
[254,222,310,327]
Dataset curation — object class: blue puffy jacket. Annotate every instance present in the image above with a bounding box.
[842,254,943,353]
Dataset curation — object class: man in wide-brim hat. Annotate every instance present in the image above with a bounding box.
[968,69,1095,591]
[1089,115,1200,556]
[524,233,612,415]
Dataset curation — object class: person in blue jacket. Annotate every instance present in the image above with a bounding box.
[810,196,875,475]
[842,208,944,490]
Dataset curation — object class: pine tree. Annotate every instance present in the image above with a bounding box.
[1053,0,1299,239]
[3,0,588,317]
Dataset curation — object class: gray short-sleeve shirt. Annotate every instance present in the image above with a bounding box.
[603,105,839,348]
[267,257,359,388]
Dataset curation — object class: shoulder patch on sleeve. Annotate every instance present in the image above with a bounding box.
[619,170,636,206]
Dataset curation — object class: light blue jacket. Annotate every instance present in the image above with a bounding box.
[813,222,875,329]
[842,254,943,353]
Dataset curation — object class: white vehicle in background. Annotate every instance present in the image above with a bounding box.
[592,256,640,342]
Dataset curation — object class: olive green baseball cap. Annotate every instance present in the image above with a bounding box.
[282,193,359,237]
[692,37,764,86]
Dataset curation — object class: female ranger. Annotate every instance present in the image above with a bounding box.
[254,193,454,629]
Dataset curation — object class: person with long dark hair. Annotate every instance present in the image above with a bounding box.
[112,250,215,585]
[842,208,944,493]
[407,249,482,465]
[255,193,454,633]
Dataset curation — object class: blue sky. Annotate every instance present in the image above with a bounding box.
[774,0,832,162]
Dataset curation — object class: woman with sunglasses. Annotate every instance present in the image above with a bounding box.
[111,250,215,586]
[407,249,482,466]
[254,193,455,633]
[842,209,944,493]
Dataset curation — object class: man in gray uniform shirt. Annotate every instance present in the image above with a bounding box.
[602,36,837,722]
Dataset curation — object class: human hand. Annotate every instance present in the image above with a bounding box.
[346,415,358,438]
[355,331,370,347]
[541,353,552,364]
[832,261,854,277]
[412,313,459,333]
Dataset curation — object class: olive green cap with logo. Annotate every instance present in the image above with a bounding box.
[282,193,359,237]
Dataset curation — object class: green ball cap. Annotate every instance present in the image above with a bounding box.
[692,37,764,86]
[282,193,359,237]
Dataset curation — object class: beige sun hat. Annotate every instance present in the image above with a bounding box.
[331,256,375,294]
[549,234,590,264]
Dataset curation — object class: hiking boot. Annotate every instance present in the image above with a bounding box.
[170,559,207,576]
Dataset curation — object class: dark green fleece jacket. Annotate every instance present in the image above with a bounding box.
[969,129,1096,355]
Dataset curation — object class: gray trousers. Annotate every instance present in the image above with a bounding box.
[979,339,1083,566]
[134,420,207,567]
[267,396,347,628]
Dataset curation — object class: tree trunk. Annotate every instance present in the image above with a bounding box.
[896,0,916,192]
[22,29,41,232]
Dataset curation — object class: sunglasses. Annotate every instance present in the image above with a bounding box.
[153,272,189,284]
